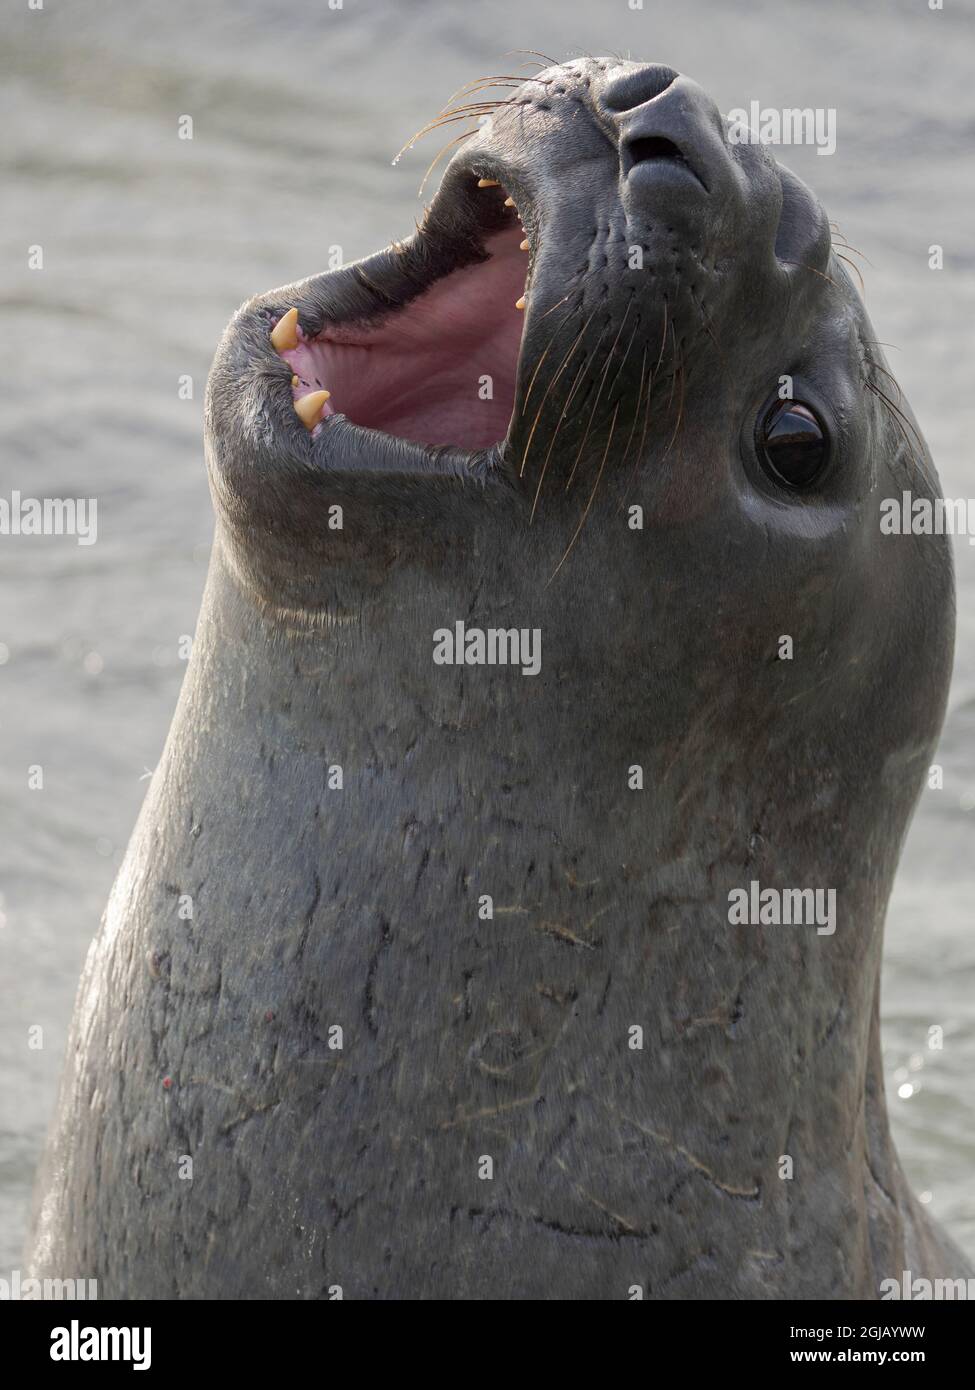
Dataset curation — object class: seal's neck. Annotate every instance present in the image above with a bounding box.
[185,525,919,1295]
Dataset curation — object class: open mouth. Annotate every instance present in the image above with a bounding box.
[268,174,535,455]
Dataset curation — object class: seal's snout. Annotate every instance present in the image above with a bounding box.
[599,65,727,201]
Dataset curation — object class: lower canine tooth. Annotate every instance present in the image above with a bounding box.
[295,389,331,429]
[504,196,516,208]
[477,178,500,187]
[271,306,299,352]
[520,239,529,251]
[515,296,526,310]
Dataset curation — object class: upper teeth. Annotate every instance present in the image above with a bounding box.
[270,306,299,352]
[473,180,531,307]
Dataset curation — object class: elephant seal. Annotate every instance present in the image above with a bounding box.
[29,58,969,1299]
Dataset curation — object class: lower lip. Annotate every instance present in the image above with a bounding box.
[627,160,707,194]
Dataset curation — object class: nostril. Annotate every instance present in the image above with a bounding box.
[622,133,708,192]
[601,63,679,114]
[626,136,686,168]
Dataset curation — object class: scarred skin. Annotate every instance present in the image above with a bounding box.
[28,58,969,1299]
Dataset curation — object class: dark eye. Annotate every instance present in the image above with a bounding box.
[757,400,829,489]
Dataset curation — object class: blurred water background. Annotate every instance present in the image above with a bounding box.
[2,0,973,1268]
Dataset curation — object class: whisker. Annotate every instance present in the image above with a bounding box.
[662,343,685,462]
[529,352,590,523]
[835,251,865,295]
[604,309,643,401]
[829,224,873,266]
[565,299,633,490]
[402,73,566,165]
[863,355,904,404]
[653,299,669,378]
[534,293,574,324]
[437,101,512,119]
[519,312,597,477]
[522,304,578,409]
[548,402,621,583]
[867,377,920,443]
[417,127,479,195]
[866,380,925,460]
[664,320,680,417]
[442,76,532,102]
[866,384,917,469]
[617,343,650,512]
[393,115,479,165]
[393,107,511,165]
[442,74,557,106]
[778,259,842,290]
[609,307,666,509]
[504,49,561,68]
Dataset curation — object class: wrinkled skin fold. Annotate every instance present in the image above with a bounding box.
[29,58,969,1299]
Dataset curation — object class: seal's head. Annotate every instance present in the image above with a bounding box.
[209,56,949,604]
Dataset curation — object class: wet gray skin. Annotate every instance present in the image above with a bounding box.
[29,59,968,1298]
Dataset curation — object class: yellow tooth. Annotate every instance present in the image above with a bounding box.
[477,178,500,188]
[295,389,331,429]
[520,238,529,251]
[515,296,526,311]
[291,374,299,386]
[504,196,516,208]
[271,306,299,352]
